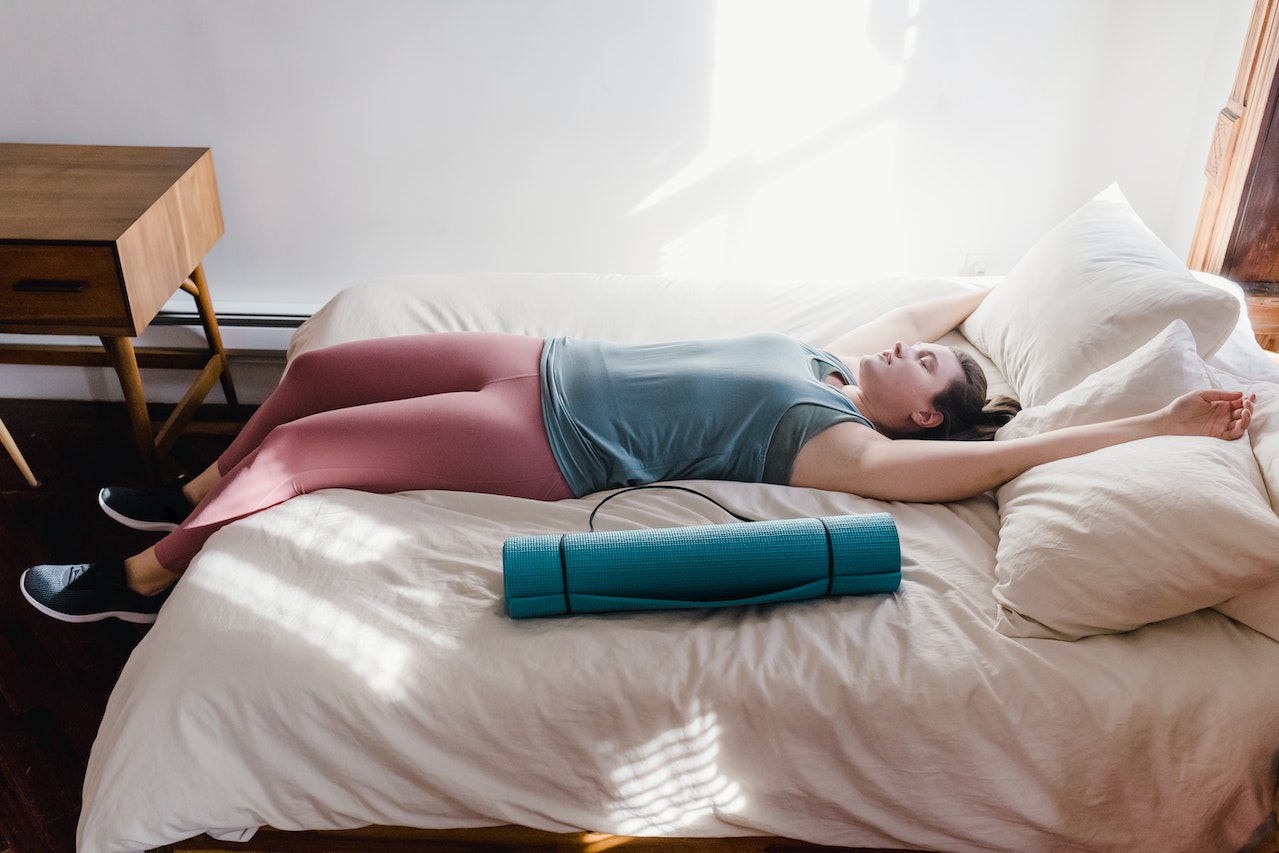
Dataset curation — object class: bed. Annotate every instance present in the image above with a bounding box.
[78,189,1279,853]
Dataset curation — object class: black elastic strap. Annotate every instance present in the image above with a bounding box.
[587,485,756,532]
[818,517,835,596]
[558,535,573,615]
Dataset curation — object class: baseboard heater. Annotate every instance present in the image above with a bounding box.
[153,310,312,329]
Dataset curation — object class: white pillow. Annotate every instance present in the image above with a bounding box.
[1209,373,1279,641]
[962,185,1240,408]
[996,320,1205,441]
[991,329,1279,640]
[1215,575,1279,643]
[1218,375,1279,517]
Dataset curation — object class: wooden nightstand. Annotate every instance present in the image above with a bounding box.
[0,143,237,482]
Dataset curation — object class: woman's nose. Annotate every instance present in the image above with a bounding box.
[893,341,908,357]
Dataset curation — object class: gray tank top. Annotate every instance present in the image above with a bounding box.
[540,333,873,497]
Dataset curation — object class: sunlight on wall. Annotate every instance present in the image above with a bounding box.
[605,707,745,835]
[637,0,917,280]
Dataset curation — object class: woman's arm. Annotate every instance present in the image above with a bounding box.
[790,390,1255,502]
[823,288,991,360]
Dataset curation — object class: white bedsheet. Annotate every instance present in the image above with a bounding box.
[79,274,1279,852]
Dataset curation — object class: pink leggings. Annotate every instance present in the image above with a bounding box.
[154,332,573,572]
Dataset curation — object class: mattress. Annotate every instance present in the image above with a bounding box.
[77,273,1279,852]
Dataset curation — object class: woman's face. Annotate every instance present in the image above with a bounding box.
[857,341,964,432]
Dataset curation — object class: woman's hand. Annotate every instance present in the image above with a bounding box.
[1162,390,1255,440]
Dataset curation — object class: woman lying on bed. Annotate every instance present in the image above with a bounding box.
[20,289,1255,624]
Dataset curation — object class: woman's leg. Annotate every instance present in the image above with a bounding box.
[217,332,543,476]
[181,462,221,505]
[167,332,547,506]
[24,333,569,621]
[149,334,571,574]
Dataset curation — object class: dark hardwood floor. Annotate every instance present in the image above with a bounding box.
[0,399,240,853]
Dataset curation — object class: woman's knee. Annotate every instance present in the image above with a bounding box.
[280,346,336,386]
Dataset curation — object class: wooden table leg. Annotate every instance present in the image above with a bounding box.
[154,353,226,459]
[92,268,239,481]
[188,263,238,408]
[100,335,161,483]
[0,416,38,487]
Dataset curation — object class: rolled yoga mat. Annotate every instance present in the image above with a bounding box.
[502,513,900,618]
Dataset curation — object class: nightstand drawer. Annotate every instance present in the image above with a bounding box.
[0,243,130,335]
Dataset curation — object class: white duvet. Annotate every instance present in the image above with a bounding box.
[78,274,1279,852]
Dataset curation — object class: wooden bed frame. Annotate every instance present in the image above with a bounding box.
[154,800,1279,853]
[160,825,901,852]
[156,819,1279,853]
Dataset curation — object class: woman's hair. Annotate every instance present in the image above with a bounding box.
[919,348,1021,441]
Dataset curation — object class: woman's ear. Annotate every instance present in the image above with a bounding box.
[911,408,943,429]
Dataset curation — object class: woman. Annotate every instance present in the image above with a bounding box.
[20,290,1254,623]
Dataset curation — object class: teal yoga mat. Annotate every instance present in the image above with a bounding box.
[502,513,900,618]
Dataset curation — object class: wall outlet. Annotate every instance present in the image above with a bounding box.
[963,252,991,276]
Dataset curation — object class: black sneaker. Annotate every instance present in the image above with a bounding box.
[98,477,194,531]
[20,560,172,624]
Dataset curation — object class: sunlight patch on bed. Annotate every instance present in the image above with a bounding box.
[189,555,414,701]
[604,707,745,835]
[281,497,418,568]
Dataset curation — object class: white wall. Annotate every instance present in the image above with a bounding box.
[0,0,1255,401]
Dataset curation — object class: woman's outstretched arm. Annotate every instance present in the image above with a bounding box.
[790,390,1256,503]
[823,288,992,360]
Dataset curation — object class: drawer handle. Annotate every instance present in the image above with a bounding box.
[13,278,89,293]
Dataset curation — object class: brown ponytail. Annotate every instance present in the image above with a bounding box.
[921,348,1021,441]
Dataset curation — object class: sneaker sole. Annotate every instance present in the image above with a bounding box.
[19,568,160,625]
[98,490,181,532]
